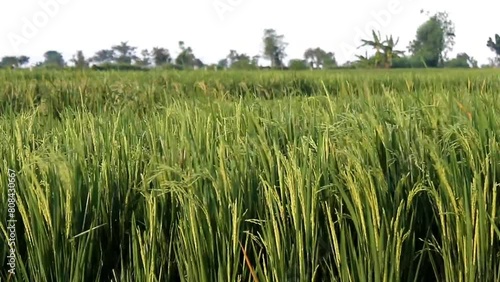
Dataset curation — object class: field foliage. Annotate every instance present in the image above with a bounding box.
[1,69,499,282]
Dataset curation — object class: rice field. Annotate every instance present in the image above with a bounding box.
[1,69,499,282]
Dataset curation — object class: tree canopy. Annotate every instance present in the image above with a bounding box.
[1,13,497,70]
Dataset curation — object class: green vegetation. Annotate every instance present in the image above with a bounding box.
[1,69,500,281]
[2,10,499,70]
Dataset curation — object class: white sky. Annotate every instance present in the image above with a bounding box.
[0,0,498,66]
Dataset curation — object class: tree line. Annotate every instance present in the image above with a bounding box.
[1,10,500,70]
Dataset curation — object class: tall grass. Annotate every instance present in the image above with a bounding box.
[0,69,499,281]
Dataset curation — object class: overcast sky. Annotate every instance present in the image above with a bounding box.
[0,0,498,66]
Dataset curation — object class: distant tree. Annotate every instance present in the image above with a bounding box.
[322,52,337,69]
[341,61,356,68]
[0,56,29,68]
[135,49,151,67]
[359,31,385,68]
[71,50,89,69]
[288,59,309,70]
[358,31,404,68]
[408,18,443,67]
[304,47,337,69]
[111,41,137,65]
[251,55,260,66]
[303,48,316,69]
[225,49,257,69]
[0,57,19,68]
[151,47,171,66]
[175,41,197,69]
[92,49,115,64]
[227,49,238,66]
[381,35,405,68]
[262,29,287,68]
[232,58,256,70]
[43,50,65,67]
[217,58,228,69]
[194,58,205,69]
[408,10,456,67]
[444,53,478,68]
[486,34,500,66]
[391,55,429,68]
[18,56,30,66]
[355,51,374,68]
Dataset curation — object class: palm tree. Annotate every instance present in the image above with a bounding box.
[487,34,500,65]
[355,51,372,68]
[358,30,405,68]
[382,35,405,68]
[487,34,500,53]
[358,30,384,67]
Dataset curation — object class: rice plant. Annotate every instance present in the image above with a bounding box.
[0,69,499,281]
